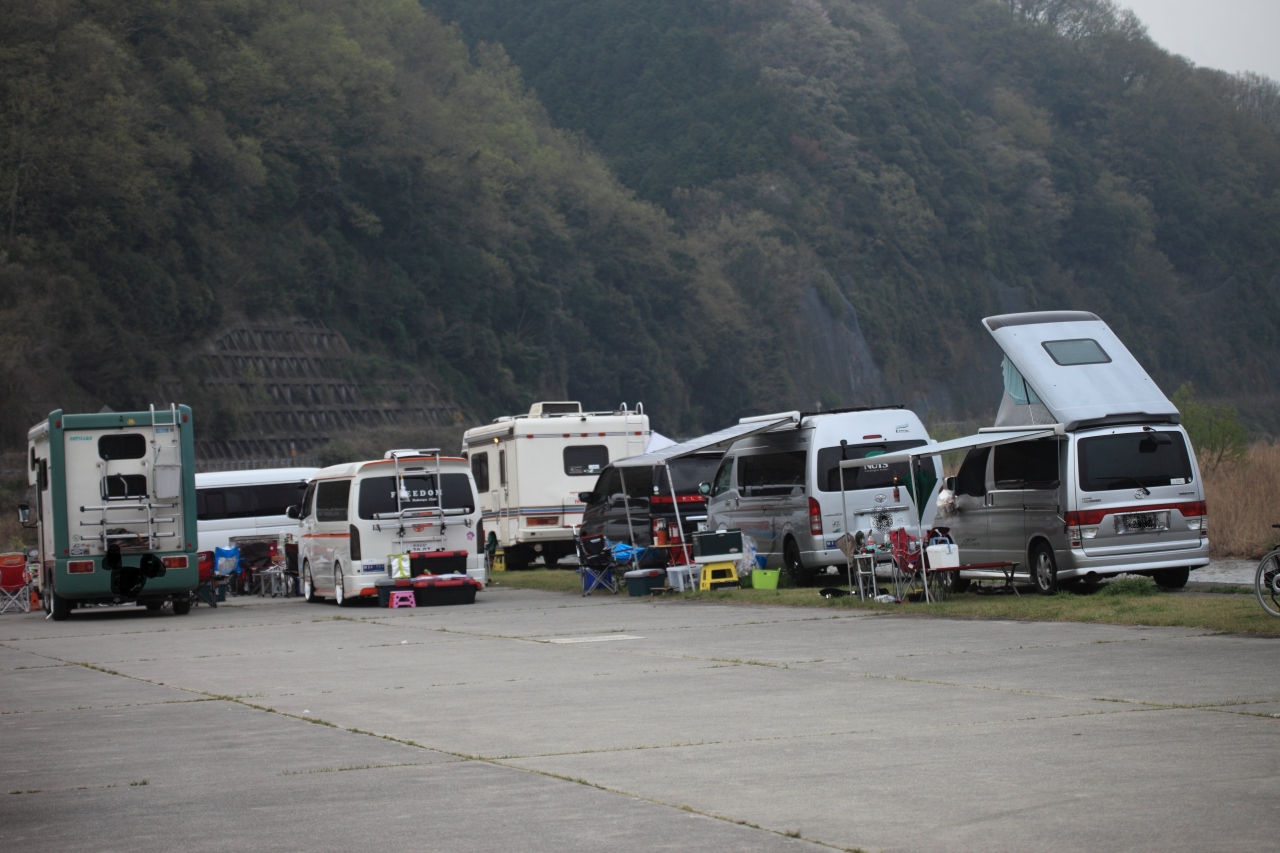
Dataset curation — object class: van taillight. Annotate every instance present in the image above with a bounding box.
[67,560,94,574]
[808,497,823,535]
[162,556,188,569]
[527,517,559,527]
[349,524,361,561]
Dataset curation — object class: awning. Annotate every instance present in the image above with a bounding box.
[613,415,798,469]
[837,425,1065,470]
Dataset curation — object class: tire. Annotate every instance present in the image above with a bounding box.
[1030,542,1058,595]
[505,547,531,572]
[50,589,72,621]
[303,563,319,603]
[145,601,164,612]
[1256,552,1280,618]
[1153,567,1190,590]
[951,576,971,594]
[542,550,559,569]
[334,567,351,607]
[783,538,811,588]
[172,598,191,615]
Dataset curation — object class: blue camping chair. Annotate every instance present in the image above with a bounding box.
[575,529,618,596]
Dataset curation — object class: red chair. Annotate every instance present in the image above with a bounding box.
[0,553,30,614]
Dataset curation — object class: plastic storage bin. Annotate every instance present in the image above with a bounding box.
[624,568,666,596]
[751,569,780,589]
[925,543,960,571]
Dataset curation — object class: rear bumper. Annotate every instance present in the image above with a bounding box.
[1057,541,1210,579]
[800,547,848,570]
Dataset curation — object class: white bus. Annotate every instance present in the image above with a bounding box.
[462,402,649,570]
[195,468,319,553]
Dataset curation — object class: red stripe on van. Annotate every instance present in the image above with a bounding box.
[1065,500,1205,527]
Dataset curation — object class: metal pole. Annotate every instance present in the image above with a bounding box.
[618,467,638,569]
[664,462,688,566]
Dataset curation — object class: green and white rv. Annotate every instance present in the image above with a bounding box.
[20,406,199,620]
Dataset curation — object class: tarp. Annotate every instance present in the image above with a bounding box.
[645,431,677,454]
[836,426,1064,471]
[613,416,798,469]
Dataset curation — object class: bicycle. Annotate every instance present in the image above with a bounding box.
[1256,525,1280,617]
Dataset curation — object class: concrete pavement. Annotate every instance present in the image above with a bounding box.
[1,589,1276,852]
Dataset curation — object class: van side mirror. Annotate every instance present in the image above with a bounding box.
[286,505,300,520]
[699,482,711,496]
[17,502,31,525]
[578,492,593,503]
[944,477,956,493]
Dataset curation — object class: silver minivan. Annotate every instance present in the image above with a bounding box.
[946,311,1209,593]
[947,425,1207,593]
[706,408,941,585]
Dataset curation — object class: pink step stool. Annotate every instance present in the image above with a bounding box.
[388,590,416,609]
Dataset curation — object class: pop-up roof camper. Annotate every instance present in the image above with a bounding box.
[985,311,1179,431]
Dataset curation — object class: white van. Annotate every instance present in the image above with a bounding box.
[295,451,483,605]
[195,468,319,552]
[706,408,941,585]
[461,402,649,570]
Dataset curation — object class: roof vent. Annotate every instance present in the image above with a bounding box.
[383,448,441,459]
[529,401,582,417]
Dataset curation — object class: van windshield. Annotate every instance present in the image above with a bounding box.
[358,473,475,518]
[666,455,722,495]
[1077,431,1193,492]
[817,440,927,492]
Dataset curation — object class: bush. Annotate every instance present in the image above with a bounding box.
[1171,384,1249,473]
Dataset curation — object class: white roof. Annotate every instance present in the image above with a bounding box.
[613,416,797,469]
[838,426,1064,470]
[984,311,1178,431]
[195,468,319,488]
[313,455,469,480]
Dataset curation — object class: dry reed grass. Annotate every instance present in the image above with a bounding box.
[1203,442,1280,559]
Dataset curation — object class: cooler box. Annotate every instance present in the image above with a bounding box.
[623,568,665,597]
[376,575,480,607]
[692,529,744,563]
[409,550,468,577]
[926,543,960,571]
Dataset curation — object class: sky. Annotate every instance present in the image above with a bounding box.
[1120,0,1280,80]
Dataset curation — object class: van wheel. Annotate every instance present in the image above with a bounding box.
[1031,543,1058,595]
[784,538,810,587]
[952,576,971,594]
[50,590,72,621]
[303,563,319,603]
[1153,567,1190,590]
[505,547,531,571]
[334,568,351,607]
[172,598,191,616]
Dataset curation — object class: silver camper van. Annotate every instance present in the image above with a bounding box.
[706,408,942,585]
[944,311,1208,593]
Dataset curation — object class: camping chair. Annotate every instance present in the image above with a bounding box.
[889,528,952,603]
[0,554,31,614]
[574,528,618,596]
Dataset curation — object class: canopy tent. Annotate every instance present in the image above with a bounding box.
[608,415,799,563]
[645,431,677,454]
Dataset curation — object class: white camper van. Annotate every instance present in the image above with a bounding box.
[195,467,319,552]
[295,450,483,604]
[837,311,1210,593]
[461,402,649,570]
[706,408,942,585]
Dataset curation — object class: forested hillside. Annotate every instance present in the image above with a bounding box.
[430,0,1280,428]
[0,0,780,448]
[2,0,1278,455]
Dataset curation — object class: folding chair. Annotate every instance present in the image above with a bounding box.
[574,529,618,596]
[0,554,31,614]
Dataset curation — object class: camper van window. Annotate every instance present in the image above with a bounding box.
[315,481,352,522]
[817,441,926,492]
[499,450,506,487]
[564,446,609,476]
[1078,432,1193,492]
[472,452,490,492]
[738,451,806,498]
[300,482,316,520]
[1043,339,1111,366]
[710,457,734,497]
[357,473,475,519]
[956,447,990,497]
[993,440,1060,490]
[668,455,722,494]
[256,482,309,517]
[104,474,148,499]
[98,433,147,460]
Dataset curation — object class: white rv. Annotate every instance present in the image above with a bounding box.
[461,402,649,569]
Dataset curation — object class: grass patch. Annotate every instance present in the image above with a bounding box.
[500,570,1280,636]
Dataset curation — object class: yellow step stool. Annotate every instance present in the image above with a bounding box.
[699,561,740,591]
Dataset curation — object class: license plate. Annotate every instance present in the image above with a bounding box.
[1114,511,1169,534]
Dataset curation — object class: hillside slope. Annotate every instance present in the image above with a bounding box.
[429,0,1280,428]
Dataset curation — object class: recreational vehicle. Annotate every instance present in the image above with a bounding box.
[294,451,483,604]
[706,408,942,585]
[461,402,649,570]
[19,406,199,620]
[836,311,1209,593]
